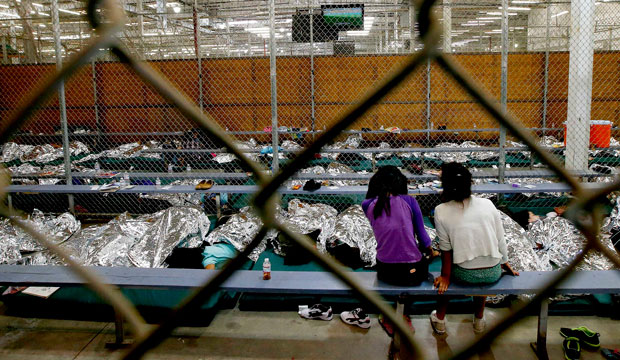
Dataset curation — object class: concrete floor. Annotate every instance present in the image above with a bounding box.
[0,306,617,360]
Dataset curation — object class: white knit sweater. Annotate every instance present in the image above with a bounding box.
[434,196,509,269]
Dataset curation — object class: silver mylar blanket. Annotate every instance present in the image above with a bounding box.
[328,205,377,267]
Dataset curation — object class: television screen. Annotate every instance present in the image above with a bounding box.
[321,4,364,30]
[292,12,339,43]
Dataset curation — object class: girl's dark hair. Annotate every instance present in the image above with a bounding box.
[366,165,407,218]
[440,162,472,202]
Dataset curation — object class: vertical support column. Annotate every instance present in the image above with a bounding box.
[542,1,550,139]
[51,0,74,213]
[566,1,595,171]
[426,59,431,143]
[409,2,415,52]
[499,0,508,185]
[91,60,101,150]
[443,0,451,52]
[193,0,203,112]
[137,0,145,59]
[310,1,316,139]
[2,36,7,64]
[394,0,399,54]
[269,0,279,173]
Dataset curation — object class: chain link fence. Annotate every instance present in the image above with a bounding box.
[3,0,620,216]
[1,0,620,357]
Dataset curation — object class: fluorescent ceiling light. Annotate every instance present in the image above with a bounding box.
[551,10,569,18]
[346,30,369,36]
[506,6,531,11]
[228,20,258,26]
[0,4,8,8]
[477,17,501,20]
[32,3,44,7]
[0,12,19,18]
[486,12,501,15]
[58,8,81,15]
[512,0,538,3]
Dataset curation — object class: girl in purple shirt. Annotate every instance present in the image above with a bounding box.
[362,166,433,286]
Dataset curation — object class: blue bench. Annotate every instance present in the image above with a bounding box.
[4,182,605,195]
[0,265,616,359]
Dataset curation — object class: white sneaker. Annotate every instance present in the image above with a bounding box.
[429,310,446,335]
[299,304,333,321]
[473,316,486,333]
[340,308,371,329]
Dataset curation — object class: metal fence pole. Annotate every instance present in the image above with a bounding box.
[51,0,74,213]
[269,0,278,173]
[193,0,203,112]
[443,0,451,52]
[426,59,431,144]
[309,1,315,140]
[542,0,550,139]
[91,59,101,150]
[499,0,508,185]
[2,36,7,64]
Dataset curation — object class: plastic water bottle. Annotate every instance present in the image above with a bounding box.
[168,163,174,173]
[123,172,130,186]
[186,164,192,172]
[155,177,161,187]
[94,161,100,173]
[262,258,271,280]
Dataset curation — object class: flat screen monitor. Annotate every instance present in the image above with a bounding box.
[321,4,364,30]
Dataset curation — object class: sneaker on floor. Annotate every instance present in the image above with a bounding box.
[340,308,371,329]
[429,310,446,335]
[379,314,414,337]
[562,337,581,360]
[298,304,333,321]
[473,316,486,333]
[378,314,394,337]
[601,348,620,360]
[560,326,600,348]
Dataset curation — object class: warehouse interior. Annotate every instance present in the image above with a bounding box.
[0,0,619,359]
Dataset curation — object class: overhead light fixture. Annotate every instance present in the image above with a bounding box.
[506,6,531,11]
[477,17,501,20]
[0,4,8,8]
[551,10,569,18]
[0,11,19,18]
[228,20,259,26]
[512,0,538,3]
[173,6,180,13]
[32,3,44,7]
[58,8,81,15]
[346,30,369,36]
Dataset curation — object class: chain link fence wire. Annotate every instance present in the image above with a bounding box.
[1,0,620,358]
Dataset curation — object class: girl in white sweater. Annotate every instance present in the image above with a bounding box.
[430,162,519,335]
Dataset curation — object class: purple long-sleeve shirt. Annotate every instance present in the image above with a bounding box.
[362,195,431,263]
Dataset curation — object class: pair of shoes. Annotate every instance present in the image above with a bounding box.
[429,310,446,335]
[559,326,601,349]
[473,316,486,334]
[195,179,215,190]
[601,348,620,360]
[299,304,333,321]
[340,308,371,329]
[563,337,581,360]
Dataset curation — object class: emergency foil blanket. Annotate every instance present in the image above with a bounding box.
[327,205,377,267]
[205,206,279,261]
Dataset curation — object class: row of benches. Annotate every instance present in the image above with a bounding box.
[0,266,616,359]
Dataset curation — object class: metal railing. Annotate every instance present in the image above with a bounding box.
[1,0,620,359]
